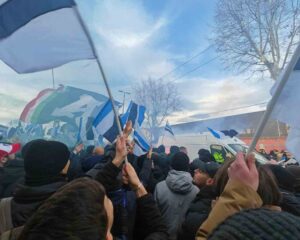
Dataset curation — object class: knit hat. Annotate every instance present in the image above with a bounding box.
[208,208,300,240]
[23,139,70,183]
[0,142,21,159]
[170,152,190,172]
[286,165,300,192]
[267,164,296,192]
[191,159,219,178]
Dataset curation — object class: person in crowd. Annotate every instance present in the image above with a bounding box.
[264,164,300,216]
[169,145,180,155]
[0,143,22,198]
[196,153,300,240]
[179,146,188,155]
[208,208,300,240]
[156,145,166,155]
[178,160,219,240]
[286,165,300,202]
[16,162,168,240]
[0,139,70,235]
[154,152,199,240]
[197,149,215,163]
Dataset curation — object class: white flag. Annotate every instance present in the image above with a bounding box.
[0,0,94,73]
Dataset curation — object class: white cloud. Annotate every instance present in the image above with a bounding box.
[169,76,273,123]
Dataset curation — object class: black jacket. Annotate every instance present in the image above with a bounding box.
[178,185,216,240]
[11,180,67,227]
[133,194,168,240]
[0,159,25,198]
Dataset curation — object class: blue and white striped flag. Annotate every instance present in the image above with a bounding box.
[165,121,174,136]
[121,101,146,127]
[93,100,119,143]
[133,128,150,156]
[0,0,94,73]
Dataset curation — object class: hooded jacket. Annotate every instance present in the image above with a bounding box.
[154,170,199,240]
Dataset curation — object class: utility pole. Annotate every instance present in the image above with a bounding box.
[119,90,131,114]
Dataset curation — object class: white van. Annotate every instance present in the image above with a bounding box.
[159,132,269,164]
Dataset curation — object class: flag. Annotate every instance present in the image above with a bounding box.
[121,101,146,127]
[93,100,120,143]
[165,121,175,136]
[20,86,109,125]
[221,129,239,138]
[208,127,226,139]
[133,128,150,156]
[0,0,94,73]
[270,48,300,159]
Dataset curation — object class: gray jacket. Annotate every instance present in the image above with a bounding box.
[154,170,199,240]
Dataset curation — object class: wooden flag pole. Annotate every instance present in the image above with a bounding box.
[247,43,300,156]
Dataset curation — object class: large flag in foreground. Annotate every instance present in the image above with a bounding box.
[270,49,300,160]
[20,86,109,125]
[0,0,94,73]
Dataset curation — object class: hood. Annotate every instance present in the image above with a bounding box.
[13,181,66,204]
[166,170,194,194]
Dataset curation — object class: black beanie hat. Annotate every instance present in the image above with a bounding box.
[208,208,300,240]
[171,152,190,172]
[23,139,70,182]
[267,164,296,192]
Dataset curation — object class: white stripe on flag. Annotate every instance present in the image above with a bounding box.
[0,8,94,73]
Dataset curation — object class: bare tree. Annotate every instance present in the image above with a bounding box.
[133,78,181,130]
[214,0,300,80]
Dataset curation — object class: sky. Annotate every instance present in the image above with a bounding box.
[0,0,274,126]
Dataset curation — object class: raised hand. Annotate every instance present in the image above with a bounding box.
[228,152,259,191]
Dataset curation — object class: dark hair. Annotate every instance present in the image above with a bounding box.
[157,145,165,154]
[214,160,281,206]
[19,178,108,240]
[170,145,180,154]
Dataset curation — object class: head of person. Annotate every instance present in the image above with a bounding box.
[86,145,95,156]
[208,209,300,240]
[22,139,70,186]
[157,145,165,154]
[93,146,104,156]
[179,146,188,155]
[0,142,21,166]
[214,159,281,206]
[18,178,113,240]
[170,145,180,155]
[198,149,214,163]
[265,164,296,192]
[170,152,190,172]
[286,165,300,193]
[190,159,219,188]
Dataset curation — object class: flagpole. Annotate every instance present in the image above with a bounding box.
[247,43,300,156]
[73,7,127,162]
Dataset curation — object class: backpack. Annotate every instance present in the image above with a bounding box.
[0,197,24,240]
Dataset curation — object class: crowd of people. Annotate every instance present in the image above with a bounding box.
[0,123,300,240]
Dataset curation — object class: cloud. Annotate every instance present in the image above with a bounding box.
[169,76,273,123]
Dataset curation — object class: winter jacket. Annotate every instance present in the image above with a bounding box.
[195,180,263,240]
[0,159,25,198]
[154,170,199,240]
[178,186,216,240]
[10,180,67,227]
[134,193,168,240]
